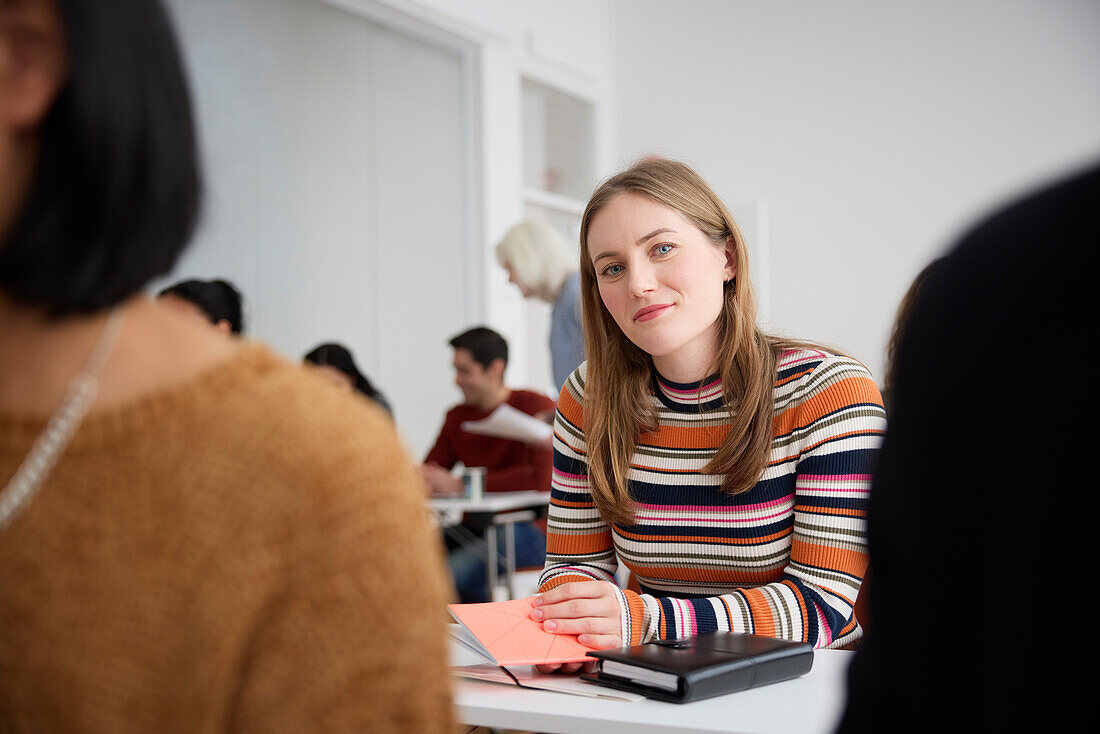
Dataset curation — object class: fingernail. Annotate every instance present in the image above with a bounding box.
[544,620,557,631]
[531,597,543,607]
[577,634,589,644]
[530,608,543,620]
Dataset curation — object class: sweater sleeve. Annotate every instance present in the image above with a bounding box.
[537,366,648,639]
[423,410,458,469]
[483,392,555,493]
[539,359,885,649]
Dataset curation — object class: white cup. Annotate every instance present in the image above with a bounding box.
[462,466,486,501]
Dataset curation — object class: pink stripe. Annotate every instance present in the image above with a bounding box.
[687,599,698,636]
[777,349,825,368]
[816,606,832,647]
[659,379,721,396]
[552,469,587,480]
[634,509,792,524]
[634,495,793,513]
[798,474,872,481]
[794,485,869,494]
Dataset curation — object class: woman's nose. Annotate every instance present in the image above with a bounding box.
[628,263,657,297]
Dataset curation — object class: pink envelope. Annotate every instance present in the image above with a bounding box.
[448,597,598,666]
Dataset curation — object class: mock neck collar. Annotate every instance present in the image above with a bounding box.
[651,367,725,413]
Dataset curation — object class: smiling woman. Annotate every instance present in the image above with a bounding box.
[532,159,887,671]
[588,194,735,382]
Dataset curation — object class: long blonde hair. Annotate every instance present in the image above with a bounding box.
[579,159,814,526]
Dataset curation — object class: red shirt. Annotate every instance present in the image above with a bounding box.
[424,390,554,493]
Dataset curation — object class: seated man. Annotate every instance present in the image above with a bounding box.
[422,327,554,602]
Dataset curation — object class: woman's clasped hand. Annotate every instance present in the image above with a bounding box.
[531,581,622,673]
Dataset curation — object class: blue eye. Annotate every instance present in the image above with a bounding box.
[603,264,624,277]
[655,244,674,255]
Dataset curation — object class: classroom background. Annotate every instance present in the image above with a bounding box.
[159,0,1100,459]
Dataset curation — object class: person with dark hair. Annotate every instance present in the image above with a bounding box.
[303,342,392,416]
[157,278,245,335]
[835,164,1098,734]
[422,326,554,602]
[0,2,451,731]
[446,325,509,371]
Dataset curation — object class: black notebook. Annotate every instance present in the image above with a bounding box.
[581,631,813,703]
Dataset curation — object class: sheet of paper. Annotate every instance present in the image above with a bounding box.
[453,663,645,702]
[460,403,553,444]
[448,597,596,666]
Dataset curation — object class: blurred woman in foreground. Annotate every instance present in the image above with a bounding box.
[0,1,450,730]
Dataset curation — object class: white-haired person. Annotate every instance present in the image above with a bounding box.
[530,159,886,672]
[496,218,585,392]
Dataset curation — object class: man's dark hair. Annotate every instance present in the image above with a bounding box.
[158,279,245,334]
[449,326,508,371]
[0,0,202,317]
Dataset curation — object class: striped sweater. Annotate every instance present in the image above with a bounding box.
[537,349,886,649]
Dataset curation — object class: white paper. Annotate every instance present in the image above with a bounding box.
[453,663,644,702]
[461,403,553,444]
[448,621,494,663]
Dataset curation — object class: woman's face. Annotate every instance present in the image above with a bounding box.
[504,264,533,299]
[0,0,66,244]
[586,193,735,380]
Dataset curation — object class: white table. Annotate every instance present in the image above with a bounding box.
[430,491,551,599]
[450,641,854,734]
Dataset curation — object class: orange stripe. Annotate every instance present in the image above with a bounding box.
[546,530,613,555]
[742,588,776,637]
[793,505,866,518]
[550,498,596,509]
[637,423,731,449]
[792,541,868,577]
[775,367,815,387]
[538,574,591,593]
[773,375,881,435]
[623,590,647,645]
[558,385,584,424]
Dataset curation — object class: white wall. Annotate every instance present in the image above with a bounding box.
[163,0,474,459]
[377,0,616,398]
[161,0,614,458]
[612,0,1100,380]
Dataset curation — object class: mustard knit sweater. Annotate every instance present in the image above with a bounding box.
[0,344,451,733]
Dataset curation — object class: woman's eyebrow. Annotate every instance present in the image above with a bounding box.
[637,227,676,244]
[592,228,678,263]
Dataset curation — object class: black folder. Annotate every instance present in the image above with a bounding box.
[581,631,813,703]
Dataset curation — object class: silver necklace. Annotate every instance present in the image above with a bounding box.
[0,308,126,530]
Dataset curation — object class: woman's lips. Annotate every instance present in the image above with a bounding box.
[634,304,673,322]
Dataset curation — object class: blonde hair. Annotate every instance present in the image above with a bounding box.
[495,219,576,302]
[579,158,817,526]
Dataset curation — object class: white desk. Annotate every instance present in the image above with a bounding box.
[429,490,551,519]
[430,491,551,599]
[450,641,854,734]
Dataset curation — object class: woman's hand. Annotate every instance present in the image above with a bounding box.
[531,581,622,674]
